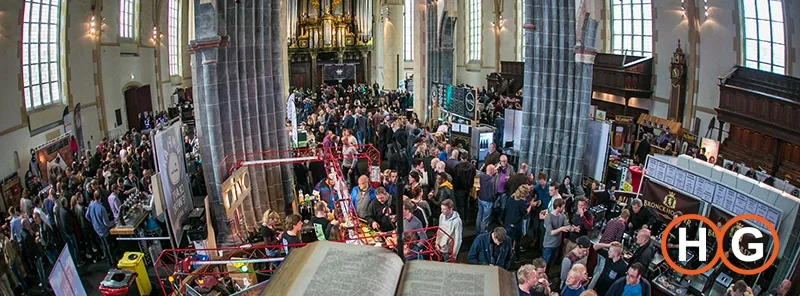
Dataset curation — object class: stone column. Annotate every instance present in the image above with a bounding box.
[382,0,404,90]
[361,51,370,85]
[192,0,293,243]
[310,51,318,87]
[520,0,597,184]
[413,1,427,121]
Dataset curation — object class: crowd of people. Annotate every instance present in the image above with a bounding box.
[0,123,200,294]
[270,82,797,296]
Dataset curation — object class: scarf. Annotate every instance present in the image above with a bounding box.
[439,181,453,190]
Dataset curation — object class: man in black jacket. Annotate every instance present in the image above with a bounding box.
[21,218,48,292]
[366,188,395,232]
[635,134,652,165]
[453,153,476,223]
[57,197,81,266]
[355,109,368,145]
[629,198,655,231]
[629,229,655,274]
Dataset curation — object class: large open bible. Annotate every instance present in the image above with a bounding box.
[261,241,517,296]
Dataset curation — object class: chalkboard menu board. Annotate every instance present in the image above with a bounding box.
[432,83,475,120]
[645,157,782,228]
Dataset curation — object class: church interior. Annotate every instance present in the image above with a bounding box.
[0,0,799,295]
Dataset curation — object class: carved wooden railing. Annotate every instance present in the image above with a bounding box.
[716,66,800,145]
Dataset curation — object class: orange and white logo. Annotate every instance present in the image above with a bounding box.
[661,214,779,276]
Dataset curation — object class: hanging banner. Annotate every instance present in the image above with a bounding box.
[286,93,298,146]
[74,103,84,151]
[640,179,702,221]
[35,134,73,184]
[62,106,72,135]
[154,122,193,246]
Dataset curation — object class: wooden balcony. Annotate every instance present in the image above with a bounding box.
[716,66,800,180]
[592,53,654,99]
[716,66,800,145]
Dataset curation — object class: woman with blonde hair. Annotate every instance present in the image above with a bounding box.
[505,184,533,260]
[260,209,282,248]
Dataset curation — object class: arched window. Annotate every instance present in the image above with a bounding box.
[403,0,413,61]
[168,0,180,76]
[610,0,653,57]
[467,0,481,62]
[120,0,137,39]
[742,0,785,74]
[22,0,64,110]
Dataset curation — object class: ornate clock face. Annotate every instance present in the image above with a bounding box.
[168,152,181,185]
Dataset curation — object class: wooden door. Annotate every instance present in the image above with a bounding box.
[123,85,153,131]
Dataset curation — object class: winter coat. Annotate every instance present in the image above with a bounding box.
[436,211,463,255]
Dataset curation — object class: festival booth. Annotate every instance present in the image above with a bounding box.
[638,154,800,295]
[108,122,195,269]
[612,115,637,157]
[636,114,682,158]
[154,145,456,295]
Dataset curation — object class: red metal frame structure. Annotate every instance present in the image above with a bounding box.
[156,144,389,294]
[154,227,455,295]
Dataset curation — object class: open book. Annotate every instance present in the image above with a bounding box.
[261,241,517,296]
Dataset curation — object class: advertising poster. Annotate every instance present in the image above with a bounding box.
[1,173,22,213]
[701,138,720,164]
[35,134,73,184]
[640,179,702,221]
[62,106,72,134]
[287,93,298,146]
[154,122,193,246]
[48,246,87,296]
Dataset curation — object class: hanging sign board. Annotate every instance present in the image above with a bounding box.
[645,156,782,228]
[640,179,702,221]
[154,122,193,246]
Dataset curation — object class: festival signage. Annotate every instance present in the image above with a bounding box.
[62,106,72,134]
[154,122,193,246]
[645,156,782,228]
[221,166,251,219]
[431,82,476,120]
[287,93,299,146]
[640,179,702,221]
[35,134,74,184]
[48,246,87,296]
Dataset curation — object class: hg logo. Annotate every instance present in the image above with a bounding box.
[661,214,779,276]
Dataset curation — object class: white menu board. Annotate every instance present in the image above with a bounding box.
[645,157,782,228]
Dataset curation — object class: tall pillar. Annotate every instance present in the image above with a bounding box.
[191,0,293,242]
[382,0,404,90]
[361,51,371,86]
[520,0,597,184]
[413,0,428,122]
[310,52,318,87]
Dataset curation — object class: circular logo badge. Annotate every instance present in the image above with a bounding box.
[465,91,475,113]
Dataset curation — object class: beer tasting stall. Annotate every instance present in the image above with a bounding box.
[636,155,800,296]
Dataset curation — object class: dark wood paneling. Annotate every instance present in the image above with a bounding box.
[592,53,654,100]
[718,66,800,179]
